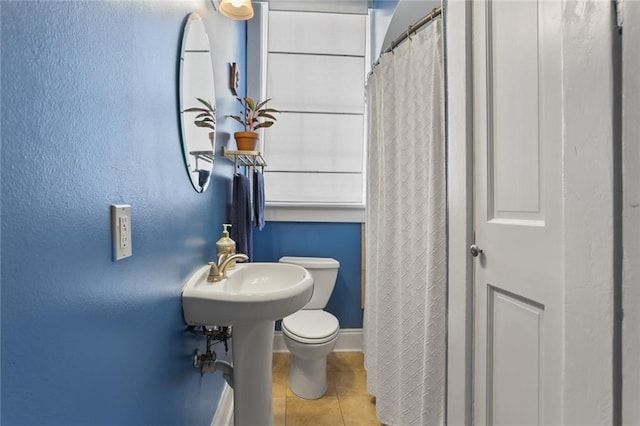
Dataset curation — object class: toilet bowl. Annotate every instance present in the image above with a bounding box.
[279,256,340,400]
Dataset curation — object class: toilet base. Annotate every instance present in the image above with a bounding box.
[289,356,328,399]
[284,334,338,400]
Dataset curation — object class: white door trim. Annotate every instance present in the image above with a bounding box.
[445,1,474,425]
[560,2,616,422]
[622,1,640,424]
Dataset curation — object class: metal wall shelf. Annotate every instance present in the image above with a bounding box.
[189,151,214,163]
[223,148,267,170]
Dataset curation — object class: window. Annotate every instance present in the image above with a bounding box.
[249,7,369,221]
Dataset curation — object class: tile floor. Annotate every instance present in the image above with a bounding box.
[272,352,382,426]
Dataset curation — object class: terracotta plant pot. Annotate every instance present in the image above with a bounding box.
[234,131,259,151]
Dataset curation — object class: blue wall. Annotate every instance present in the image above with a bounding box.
[372,0,399,62]
[253,223,363,329]
[1,1,245,424]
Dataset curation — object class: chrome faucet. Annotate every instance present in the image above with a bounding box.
[207,253,249,282]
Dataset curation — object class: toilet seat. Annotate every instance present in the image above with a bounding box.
[282,310,339,344]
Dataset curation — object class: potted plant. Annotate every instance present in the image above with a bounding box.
[184,97,216,145]
[228,96,280,151]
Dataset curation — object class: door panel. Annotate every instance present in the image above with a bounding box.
[473,0,562,424]
[488,287,543,425]
[489,0,542,220]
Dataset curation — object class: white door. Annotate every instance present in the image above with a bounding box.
[472,0,563,424]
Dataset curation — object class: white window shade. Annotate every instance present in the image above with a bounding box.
[265,172,363,203]
[264,113,364,172]
[267,54,364,114]
[264,10,367,209]
[268,0,369,15]
[269,11,366,55]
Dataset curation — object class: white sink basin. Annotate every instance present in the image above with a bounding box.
[182,262,313,326]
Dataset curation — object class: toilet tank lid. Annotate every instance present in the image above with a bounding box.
[279,256,340,269]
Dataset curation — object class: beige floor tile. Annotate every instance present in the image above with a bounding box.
[286,396,345,426]
[339,395,381,426]
[272,352,370,423]
[327,352,365,372]
[286,380,337,398]
[273,371,289,399]
[329,369,370,397]
[273,398,286,426]
[272,352,291,373]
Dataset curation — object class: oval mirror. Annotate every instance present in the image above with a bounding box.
[179,13,216,193]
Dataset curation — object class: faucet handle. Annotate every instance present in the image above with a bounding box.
[207,262,220,283]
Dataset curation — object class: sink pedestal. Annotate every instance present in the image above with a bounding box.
[232,320,275,426]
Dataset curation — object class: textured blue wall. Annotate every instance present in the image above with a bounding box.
[1,1,245,424]
[372,0,399,62]
[253,223,363,329]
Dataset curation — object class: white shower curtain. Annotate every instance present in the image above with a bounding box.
[364,18,446,426]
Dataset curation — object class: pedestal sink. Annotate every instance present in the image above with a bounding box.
[182,262,313,426]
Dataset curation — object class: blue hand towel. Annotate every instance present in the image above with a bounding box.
[231,174,252,261]
[197,169,210,192]
[253,170,266,230]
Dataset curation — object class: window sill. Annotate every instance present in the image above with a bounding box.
[265,203,366,223]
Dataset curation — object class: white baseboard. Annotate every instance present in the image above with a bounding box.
[211,383,233,426]
[272,328,363,353]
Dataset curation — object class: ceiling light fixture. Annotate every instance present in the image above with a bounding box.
[219,0,254,20]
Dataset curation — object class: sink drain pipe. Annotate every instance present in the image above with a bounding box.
[204,360,234,388]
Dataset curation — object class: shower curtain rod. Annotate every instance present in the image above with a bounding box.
[371,6,443,70]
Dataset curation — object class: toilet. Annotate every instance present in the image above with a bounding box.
[279,256,340,400]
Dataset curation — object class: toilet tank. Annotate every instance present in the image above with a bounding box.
[279,257,340,309]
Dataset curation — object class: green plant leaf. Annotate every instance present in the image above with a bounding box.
[255,98,272,110]
[255,121,275,129]
[260,108,280,114]
[244,96,255,110]
[195,121,215,130]
[184,107,209,113]
[196,98,214,111]
[258,113,277,121]
[227,115,244,124]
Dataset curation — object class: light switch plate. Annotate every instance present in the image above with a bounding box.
[111,204,132,261]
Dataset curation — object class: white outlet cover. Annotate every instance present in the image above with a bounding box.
[111,204,132,261]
